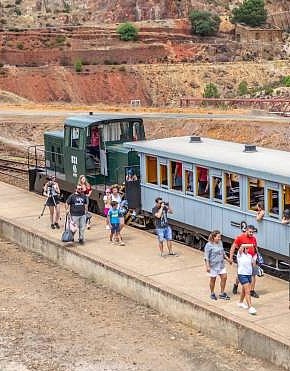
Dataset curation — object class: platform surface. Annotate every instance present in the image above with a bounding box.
[0,182,289,346]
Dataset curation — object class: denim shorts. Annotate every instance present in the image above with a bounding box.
[111,223,120,233]
[238,274,252,285]
[156,226,172,242]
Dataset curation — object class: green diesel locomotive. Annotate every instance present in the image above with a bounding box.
[29,113,145,212]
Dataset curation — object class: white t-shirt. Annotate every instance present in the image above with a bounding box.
[237,252,253,275]
[111,193,122,208]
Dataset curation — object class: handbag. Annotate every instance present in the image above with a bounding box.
[61,214,74,242]
[256,252,264,266]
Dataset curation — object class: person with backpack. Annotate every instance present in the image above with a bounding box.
[65,185,88,245]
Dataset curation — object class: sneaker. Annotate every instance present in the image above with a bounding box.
[210,293,217,300]
[54,223,60,229]
[219,292,230,300]
[51,224,55,229]
[248,306,257,315]
[250,290,259,298]
[87,226,90,230]
[78,239,84,245]
[168,252,177,256]
[237,302,248,309]
[232,283,238,295]
[119,241,125,246]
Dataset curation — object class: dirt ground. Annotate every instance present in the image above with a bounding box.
[0,238,283,371]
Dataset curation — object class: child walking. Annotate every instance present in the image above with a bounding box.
[107,201,125,245]
[103,188,112,230]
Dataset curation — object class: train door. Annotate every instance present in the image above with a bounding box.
[64,126,86,184]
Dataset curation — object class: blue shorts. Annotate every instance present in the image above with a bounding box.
[111,223,120,233]
[238,274,252,285]
[156,226,172,242]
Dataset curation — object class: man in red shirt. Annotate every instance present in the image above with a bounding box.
[229,225,259,298]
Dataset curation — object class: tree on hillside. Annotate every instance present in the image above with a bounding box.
[117,22,138,41]
[231,0,267,27]
[189,10,220,37]
[203,83,220,98]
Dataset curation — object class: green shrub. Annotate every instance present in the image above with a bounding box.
[55,35,66,45]
[203,83,220,98]
[17,42,24,50]
[237,80,248,96]
[14,7,21,16]
[74,59,83,73]
[189,10,220,36]
[281,76,290,87]
[117,22,138,41]
[15,0,22,4]
[231,0,267,27]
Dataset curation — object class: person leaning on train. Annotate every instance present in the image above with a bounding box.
[256,202,265,222]
[282,209,290,224]
[229,225,260,298]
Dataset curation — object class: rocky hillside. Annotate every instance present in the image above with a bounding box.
[0,0,289,28]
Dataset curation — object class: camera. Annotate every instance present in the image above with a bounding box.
[162,201,169,207]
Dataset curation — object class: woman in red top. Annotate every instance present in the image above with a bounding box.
[78,175,92,229]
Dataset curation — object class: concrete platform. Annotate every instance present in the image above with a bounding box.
[0,182,289,369]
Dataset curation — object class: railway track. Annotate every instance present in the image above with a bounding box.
[0,157,29,189]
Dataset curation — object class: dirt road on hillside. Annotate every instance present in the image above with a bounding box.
[0,239,283,371]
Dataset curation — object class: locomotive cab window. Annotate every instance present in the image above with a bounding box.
[185,169,194,194]
[71,127,80,148]
[170,161,182,191]
[225,172,240,207]
[212,176,222,202]
[146,156,157,185]
[160,163,168,187]
[248,177,264,210]
[268,189,279,217]
[196,166,209,198]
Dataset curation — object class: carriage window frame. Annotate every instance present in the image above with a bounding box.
[159,161,168,188]
[211,175,223,203]
[248,177,265,211]
[196,166,209,199]
[184,166,194,196]
[283,185,290,213]
[170,160,183,192]
[267,188,279,218]
[71,127,80,149]
[225,172,241,208]
[145,155,158,185]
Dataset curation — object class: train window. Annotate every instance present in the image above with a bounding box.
[185,170,194,194]
[57,147,62,164]
[212,177,222,202]
[268,189,279,217]
[71,127,80,148]
[196,166,209,198]
[132,121,145,140]
[146,156,157,185]
[225,172,240,207]
[283,185,290,211]
[248,177,264,210]
[170,161,182,191]
[160,164,168,187]
[51,145,56,163]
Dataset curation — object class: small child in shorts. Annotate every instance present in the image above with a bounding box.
[107,201,125,245]
[103,188,111,230]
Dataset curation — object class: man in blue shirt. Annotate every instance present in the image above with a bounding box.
[107,201,125,245]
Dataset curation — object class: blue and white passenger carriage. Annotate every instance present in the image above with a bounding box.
[125,136,290,271]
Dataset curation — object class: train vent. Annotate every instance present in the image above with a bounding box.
[244,144,257,153]
[190,136,202,143]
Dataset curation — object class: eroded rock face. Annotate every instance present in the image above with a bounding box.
[3,0,288,26]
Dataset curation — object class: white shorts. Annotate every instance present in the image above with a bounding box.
[209,267,227,278]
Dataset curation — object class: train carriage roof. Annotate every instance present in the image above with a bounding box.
[124,136,290,184]
[64,114,143,128]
